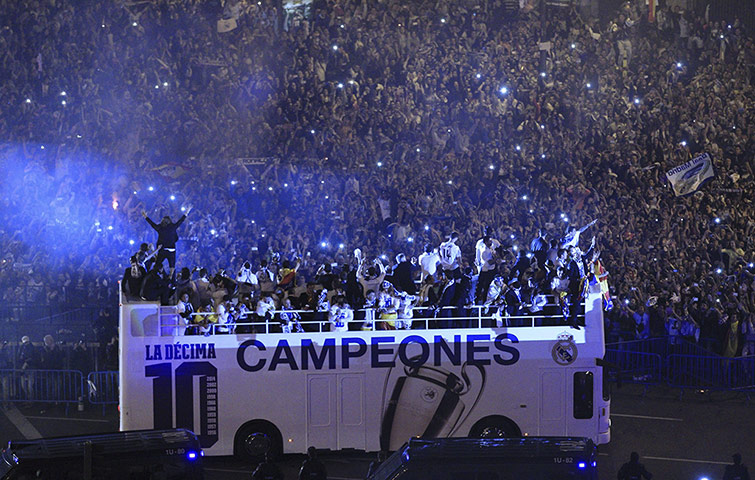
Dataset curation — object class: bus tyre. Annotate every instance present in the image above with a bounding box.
[469,416,521,439]
[234,420,283,464]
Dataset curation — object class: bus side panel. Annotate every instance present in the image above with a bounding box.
[306,374,338,448]
[539,369,566,436]
[337,373,366,450]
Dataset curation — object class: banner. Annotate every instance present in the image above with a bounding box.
[153,162,187,180]
[217,17,238,33]
[284,0,313,8]
[666,153,714,196]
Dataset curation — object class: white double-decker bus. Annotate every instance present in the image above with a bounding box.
[119,289,610,461]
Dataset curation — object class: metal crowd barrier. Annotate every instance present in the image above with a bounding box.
[605,349,663,392]
[666,354,755,393]
[605,338,755,397]
[87,371,119,415]
[0,369,85,413]
[606,337,716,359]
[0,369,121,414]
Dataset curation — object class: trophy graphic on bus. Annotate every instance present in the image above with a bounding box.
[379,356,486,451]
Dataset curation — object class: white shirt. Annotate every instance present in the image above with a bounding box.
[397,296,415,320]
[475,239,500,273]
[378,292,399,314]
[361,298,376,330]
[439,240,462,270]
[560,230,581,249]
[418,251,441,280]
[329,305,353,332]
[256,297,276,317]
[357,262,386,296]
[377,198,391,220]
[236,268,258,285]
[485,278,506,305]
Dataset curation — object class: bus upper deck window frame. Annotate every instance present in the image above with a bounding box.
[573,371,594,419]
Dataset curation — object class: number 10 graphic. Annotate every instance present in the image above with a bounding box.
[145,361,219,448]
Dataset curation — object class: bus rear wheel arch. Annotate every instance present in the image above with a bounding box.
[469,416,522,439]
[234,420,283,463]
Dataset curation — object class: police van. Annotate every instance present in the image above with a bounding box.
[0,429,203,479]
[367,437,599,480]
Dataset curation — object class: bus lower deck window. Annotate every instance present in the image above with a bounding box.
[573,371,593,419]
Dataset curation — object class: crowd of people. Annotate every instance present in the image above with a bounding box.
[0,0,753,354]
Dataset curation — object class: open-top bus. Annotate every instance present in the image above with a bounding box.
[119,287,609,461]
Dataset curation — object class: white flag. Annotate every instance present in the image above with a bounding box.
[217,18,238,33]
[666,153,715,196]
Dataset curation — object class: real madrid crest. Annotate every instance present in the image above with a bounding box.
[551,332,578,366]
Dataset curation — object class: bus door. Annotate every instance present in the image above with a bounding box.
[567,369,596,439]
[539,369,566,436]
[306,373,366,450]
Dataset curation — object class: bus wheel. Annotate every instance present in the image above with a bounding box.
[234,420,282,463]
[469,416,521,439]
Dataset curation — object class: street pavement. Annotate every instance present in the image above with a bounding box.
[1,383,752,479]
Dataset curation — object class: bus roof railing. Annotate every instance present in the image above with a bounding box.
[148,303,584,336]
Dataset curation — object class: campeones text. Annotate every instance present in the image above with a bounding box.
[236,334,520,372]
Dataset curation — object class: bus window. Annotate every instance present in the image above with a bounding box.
[573,372,593,419]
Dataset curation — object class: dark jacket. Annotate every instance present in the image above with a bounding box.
[503,288,522,316]
[122,266,146,296]
[723,463,750,480]
[617,460,652,480]
[18,342,38,369]
[140,269,171,302]
[145,215,186,249]
[391,261,417,295]
[298,458,327,480]
[252,461,283,480]
[40,344,64,370]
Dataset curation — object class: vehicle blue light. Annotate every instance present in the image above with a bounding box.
[578,462,586,469]
[187,451,197,460]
